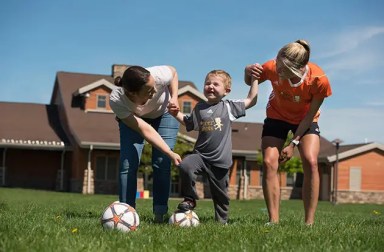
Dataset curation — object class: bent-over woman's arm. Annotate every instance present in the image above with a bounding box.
[121,114,181,165]
[293,98,324,141]
[166,65,179,110]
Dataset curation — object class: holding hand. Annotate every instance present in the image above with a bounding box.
[245,63,263,80]
[167,101,180,117]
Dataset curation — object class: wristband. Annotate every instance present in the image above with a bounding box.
[291,139,300,147]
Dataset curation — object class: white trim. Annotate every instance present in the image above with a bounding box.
[0,138,66,150]
[177,132,197,143]
[73,79,115,96]
[232,149,259,155]
[225,102,236,121]
[84,109,114,114]
[327,142,384,162]
[178,85,207,101]
[80,141,120,150]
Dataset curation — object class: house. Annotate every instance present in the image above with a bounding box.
[1,64,383,204]
[324,142,384,204]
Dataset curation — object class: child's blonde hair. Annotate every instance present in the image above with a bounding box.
[205,70,232,89]
[277,39,311,78]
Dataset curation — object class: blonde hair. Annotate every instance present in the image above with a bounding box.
[205,70,232,89]
[277,39,311,77]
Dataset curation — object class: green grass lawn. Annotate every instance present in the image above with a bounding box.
[0,188,383,252]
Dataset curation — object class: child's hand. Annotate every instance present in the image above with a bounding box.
[167,102,180,116]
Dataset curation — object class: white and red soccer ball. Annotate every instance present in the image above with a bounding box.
[169,210,200,227]
[100,201,139,232]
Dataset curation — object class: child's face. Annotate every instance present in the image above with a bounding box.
[203,74,230,104]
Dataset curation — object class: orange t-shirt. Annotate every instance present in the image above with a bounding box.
[260,59,332,125]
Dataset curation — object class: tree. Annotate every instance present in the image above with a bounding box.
[138,136,194,180]
[255,130,303,176]
[279,131,303,174]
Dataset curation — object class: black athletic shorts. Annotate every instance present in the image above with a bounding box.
[262,118,320,140]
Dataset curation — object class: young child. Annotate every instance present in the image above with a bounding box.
[168,70,258,224]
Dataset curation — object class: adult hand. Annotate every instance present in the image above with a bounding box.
[246,63,263,79]
[167,101,180,116]
[279,145,294,163]
[169,151,182,166]
[169,96,179,110]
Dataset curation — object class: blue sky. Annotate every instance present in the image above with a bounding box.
[1,0,383,145]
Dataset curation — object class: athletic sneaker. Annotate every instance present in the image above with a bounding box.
[264,222,278,227]
[177,197,196,211]
[154,214,165,223]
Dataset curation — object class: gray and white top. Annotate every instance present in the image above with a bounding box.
[184,100,246,169]
[109,66,173,119]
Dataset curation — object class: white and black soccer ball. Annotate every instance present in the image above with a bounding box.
[100,201,139,232]
[169,210,200,227]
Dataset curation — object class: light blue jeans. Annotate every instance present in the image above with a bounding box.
[118,112,179,215]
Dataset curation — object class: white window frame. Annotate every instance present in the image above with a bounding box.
[349,167,361,191]
[182,101,192,114]
[96,95,107,109]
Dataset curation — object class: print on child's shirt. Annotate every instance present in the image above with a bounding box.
[200,117,223,132]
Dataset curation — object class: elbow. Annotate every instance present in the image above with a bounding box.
[248,98,258,109]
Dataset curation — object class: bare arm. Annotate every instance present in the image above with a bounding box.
[173,112,186,126]
[243,77,259,109]
[121,114,181,165]
[167,101,186,126]
[244,63,263,85]
[293,98,324,141]
[279,98,324,162]
[167,65,179,111]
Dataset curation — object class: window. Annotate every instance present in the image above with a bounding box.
[97,95,107,109]
[349,167,361,191]
[96,156,118,181]
[235,159,251,185]
[286,173,295,187]
[182,101,192,114]
[236,160,243,185]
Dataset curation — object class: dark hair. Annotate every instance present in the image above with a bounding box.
[114,66,150,93]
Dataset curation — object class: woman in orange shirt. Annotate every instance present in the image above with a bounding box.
[244,40,332,225]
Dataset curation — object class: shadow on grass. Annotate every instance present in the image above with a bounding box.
[60,209,100,219]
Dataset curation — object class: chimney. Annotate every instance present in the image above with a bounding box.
[112,64,130,79]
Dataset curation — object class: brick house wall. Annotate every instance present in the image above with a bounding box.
[178,93,201,114]
[338,150,384,191]
[336,149,384,204]
[84,86,112,111]
[3,149,69,190]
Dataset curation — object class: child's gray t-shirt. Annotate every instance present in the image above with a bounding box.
[184,100,245,169]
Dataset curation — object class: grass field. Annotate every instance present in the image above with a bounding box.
[0,188,383,252]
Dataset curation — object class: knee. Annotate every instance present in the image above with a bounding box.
[303,157,319,174]
[179,163,193,177]
[153,156,171,171]
[263,157,279,172]
[120,159,130,173]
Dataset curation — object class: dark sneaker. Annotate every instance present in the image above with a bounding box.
[177,197,196,211]
[154,214,165,223]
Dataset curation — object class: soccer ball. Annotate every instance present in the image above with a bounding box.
[100,201,140,232]
[169,210,200,227]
